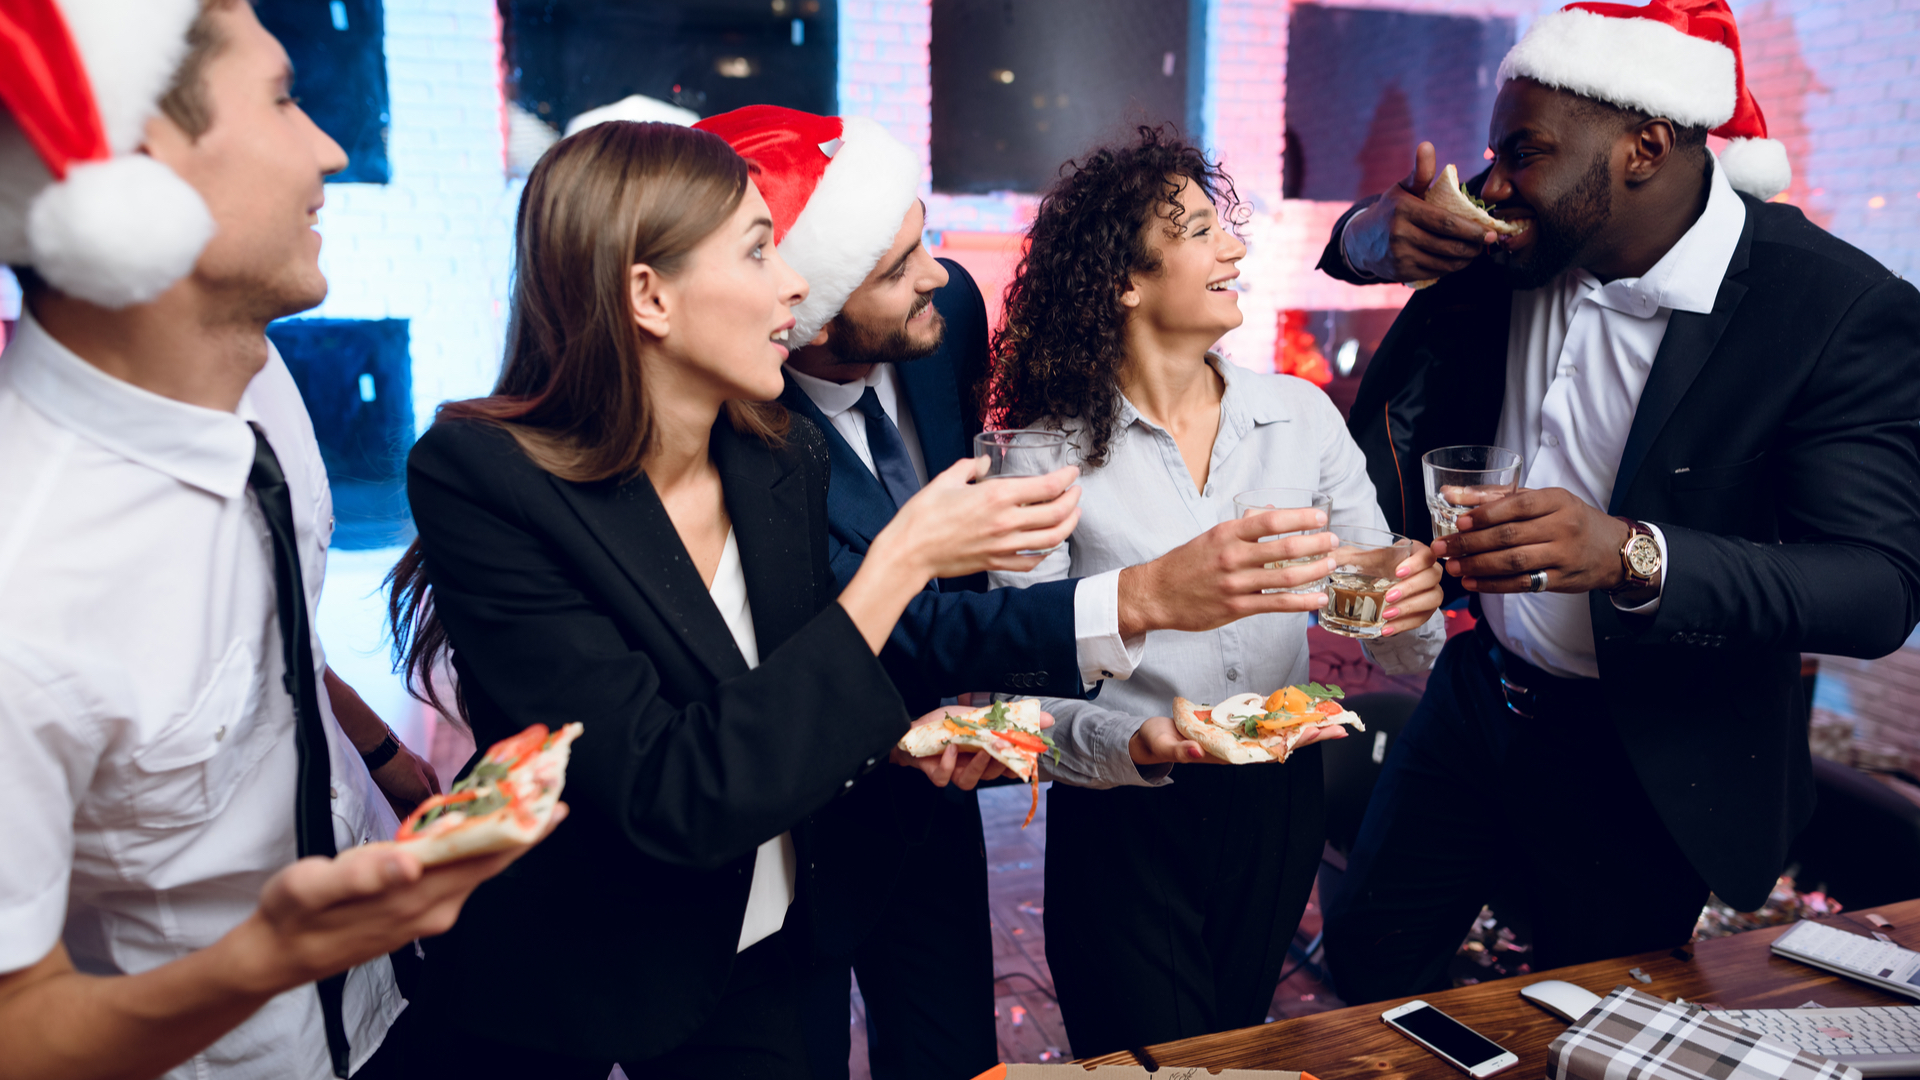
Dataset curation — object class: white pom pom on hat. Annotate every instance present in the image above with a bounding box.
[0,0,211,308]
[1499,0,1792,201]
[29,154,213,307]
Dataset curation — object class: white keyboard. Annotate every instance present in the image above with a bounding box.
[1773,921,1920,1002]
[1717,1006,1920,1077]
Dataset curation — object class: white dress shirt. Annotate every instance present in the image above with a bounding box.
[0,313,402,1079]
[1483,153,1746,679]
[708,529,798,952]
[787,362,1145,687]
[991,359,1446,788]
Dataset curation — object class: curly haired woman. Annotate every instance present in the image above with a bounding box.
[985,127,1448,1056]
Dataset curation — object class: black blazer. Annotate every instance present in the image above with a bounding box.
[1324,192,1920,910]
[405,414,913,1061]
[779,258,1084,715]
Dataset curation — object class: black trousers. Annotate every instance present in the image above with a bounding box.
[383,931,807,1078]
[1322,629,1710,1005]
[1042,754,1324,1060]
[801,785,996,1080]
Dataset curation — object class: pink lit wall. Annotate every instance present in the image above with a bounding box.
[838,0,1920,370]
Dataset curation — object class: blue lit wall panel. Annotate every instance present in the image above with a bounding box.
[268,318,414,550]
[258,0,392,184]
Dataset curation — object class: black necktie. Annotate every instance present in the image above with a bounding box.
[852,386,921,509]
[247,424,352,1079]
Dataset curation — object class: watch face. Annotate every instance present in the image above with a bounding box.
[1626,535,1661,578]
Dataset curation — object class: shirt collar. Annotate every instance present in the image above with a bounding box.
[785,362,886,417]
[1586,152,1746,319]
[0,310,257,498]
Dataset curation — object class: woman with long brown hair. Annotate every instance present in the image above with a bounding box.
[984,126,1447,1057]
[386,121,1079,1076]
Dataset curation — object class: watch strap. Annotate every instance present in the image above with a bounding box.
[359,728,403,771]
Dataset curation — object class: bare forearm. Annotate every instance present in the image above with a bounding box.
[322,666,387,754]
[0,930,287,1080]
[1115,563,1160,641]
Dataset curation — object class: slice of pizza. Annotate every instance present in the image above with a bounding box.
[897,699,1058,827]
[1173,683,1365,764]
[395,721,582,866]
[1410,163,1530,289]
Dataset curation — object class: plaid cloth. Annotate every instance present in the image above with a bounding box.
[1549,987,1863,1080]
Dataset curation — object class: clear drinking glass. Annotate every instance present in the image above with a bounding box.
[1232,487,1334,594]
[974,429,1070,555]
[1319,525,1415,639]
[1422,445,1523,547]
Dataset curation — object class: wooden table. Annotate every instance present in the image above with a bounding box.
[1080,900,1920,1076]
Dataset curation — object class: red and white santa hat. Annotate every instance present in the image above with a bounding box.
[694,105,923,346]
[0,0,214,308]
[1497,0,1791,200]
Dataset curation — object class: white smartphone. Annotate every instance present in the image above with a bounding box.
[1381,1000,1520,1077]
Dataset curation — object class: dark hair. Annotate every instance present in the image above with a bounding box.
[389,121,786,723]
[158,0,247,139]
[1568,93,1711,166]
[981,125,1241,468]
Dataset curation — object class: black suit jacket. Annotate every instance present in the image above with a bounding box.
[1323,194,1920,910]
[778,258,1084,716]
[405,414,914,1060]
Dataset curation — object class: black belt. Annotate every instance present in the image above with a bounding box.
[1472,617,1598,719]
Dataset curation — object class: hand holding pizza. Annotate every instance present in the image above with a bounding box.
[892,704,1056,791]
[225,802,565,996]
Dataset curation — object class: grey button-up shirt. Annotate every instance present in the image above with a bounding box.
[991,357,1446,789]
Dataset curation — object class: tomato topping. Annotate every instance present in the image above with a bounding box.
[1022,771,1039,829]
[1193,709,1212,721]
[999,731,1048,754]
[1314,699,1345,715]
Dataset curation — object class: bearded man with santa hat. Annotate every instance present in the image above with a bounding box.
[1315,0,1920,1001]
[0,3,544,1078]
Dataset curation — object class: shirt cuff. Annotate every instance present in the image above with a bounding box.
[1609,522,1668,615]
[1336,214,1381,282]
[1073,569,1147,689]
[1360,608,1447,675]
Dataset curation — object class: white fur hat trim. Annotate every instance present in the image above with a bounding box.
[56,0,200,155]
[28,154,214,308]
[1498,8,1737,129]
[777,116,924,346]
[1718,136,1790,200]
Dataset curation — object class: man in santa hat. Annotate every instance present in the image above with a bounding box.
[1313,0,1920,1000]
[0,2,548,1078]
[695,105,1379,1079]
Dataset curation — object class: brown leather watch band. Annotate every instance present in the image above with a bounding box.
[1610,517,1660,593]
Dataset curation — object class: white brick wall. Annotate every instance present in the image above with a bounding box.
[306,0,516,748]
[310,0,517,437]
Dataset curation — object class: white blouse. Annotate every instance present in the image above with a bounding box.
[709,528,798,952]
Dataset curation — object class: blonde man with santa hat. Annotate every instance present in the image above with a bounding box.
[0,3,552,1078]
[1316,0,1920,999]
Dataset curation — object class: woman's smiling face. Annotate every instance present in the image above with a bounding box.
[646,180,808,405]
[1125,175,1248,342]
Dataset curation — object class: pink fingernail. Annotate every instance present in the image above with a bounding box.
[1396,566,1411,578]
[1383,607,1400,620]
[1386,589,1402,602]
[1381,626,1397,636]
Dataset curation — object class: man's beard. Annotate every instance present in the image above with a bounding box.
[824,294,946,367]
[1499,149,1614,290]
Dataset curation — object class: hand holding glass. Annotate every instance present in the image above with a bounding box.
[1422,445,1522,548]
[1319,526,1416,639]
[1232,488,1334,594]
[974,429,1071,556]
